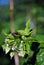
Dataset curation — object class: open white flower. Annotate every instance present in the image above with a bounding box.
[6,44,9,47]
[12,46,15,50]
[10,52,15,59]
[21,41,23,44]
[18,51,25,57]
[5,47,10,54]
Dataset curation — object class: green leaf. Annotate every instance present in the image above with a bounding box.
[26,19,30,29]
[36,49,44,65]
[18,30,25,36]
[25,42,30,54]
[5,38,15,44]
[18,19,32,36]
[6,34,14,39]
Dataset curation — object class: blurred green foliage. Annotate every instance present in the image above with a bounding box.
[0,1,44,65]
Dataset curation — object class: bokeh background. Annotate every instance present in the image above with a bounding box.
[0,0,44,65]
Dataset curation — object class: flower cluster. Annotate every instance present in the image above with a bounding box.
[2,19,33,58]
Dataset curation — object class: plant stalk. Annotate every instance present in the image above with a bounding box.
[14,52,19,65]
[10,0,19,65]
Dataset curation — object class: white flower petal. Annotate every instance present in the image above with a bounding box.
[10,52,15,59]
[5,47,10,54]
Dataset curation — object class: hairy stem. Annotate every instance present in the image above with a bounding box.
[14,52,19,65]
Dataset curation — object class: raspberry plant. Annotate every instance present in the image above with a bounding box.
[2,19,34,59]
